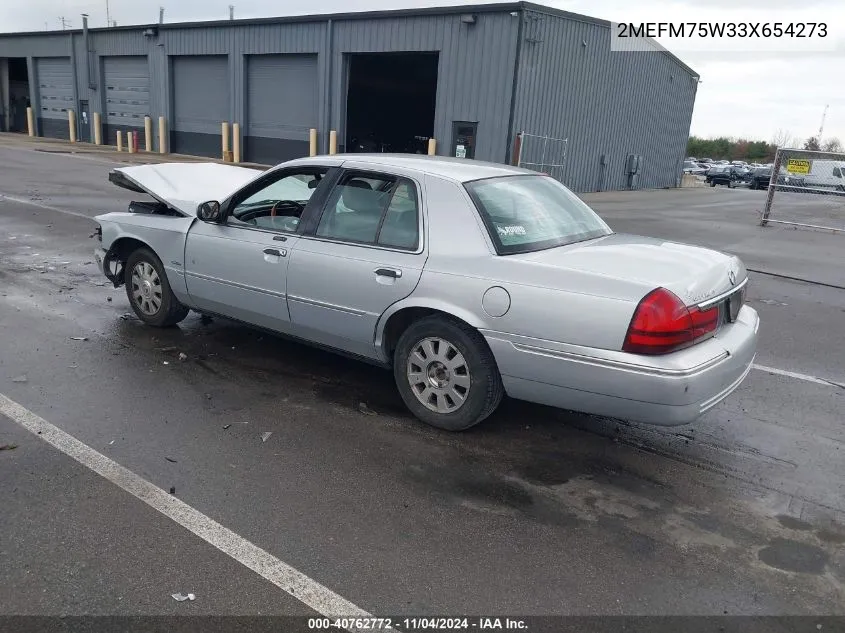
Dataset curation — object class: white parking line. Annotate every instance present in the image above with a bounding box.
[0,193,94,220]
[0,393,374,629]
[752,363,844,389]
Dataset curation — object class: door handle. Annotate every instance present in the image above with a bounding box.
[374,267,402,279]
[263,248,287,257]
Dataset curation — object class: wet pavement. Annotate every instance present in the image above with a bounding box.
[1,142,844,618]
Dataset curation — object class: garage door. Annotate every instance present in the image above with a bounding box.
[245,54,318,164]
[36,57,74,139]
[171,55,228,157]
[103,56,150,134]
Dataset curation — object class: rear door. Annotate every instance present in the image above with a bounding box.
[285,164,427,359]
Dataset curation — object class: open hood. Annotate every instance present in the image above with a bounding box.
[109,163,264,216]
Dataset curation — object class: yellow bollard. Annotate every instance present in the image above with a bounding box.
[221,121,230,161]
[68,110,77,143]
[329,130,337,155]
[93,112,102,145]
[116,130,123,152]
[144,116,153,152]
[309,128,317,157]
[232,123,241,163]
[427,138,437,156]
[158,116,167,154]
[26,107,35,137]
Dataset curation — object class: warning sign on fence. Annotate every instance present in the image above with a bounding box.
[786,158,811,175]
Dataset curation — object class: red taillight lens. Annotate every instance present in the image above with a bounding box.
[623,287,719,355]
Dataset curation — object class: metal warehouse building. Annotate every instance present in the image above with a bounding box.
[0,2,698,192]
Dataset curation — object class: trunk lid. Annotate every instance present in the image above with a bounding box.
[109,163,264,216]
[508,233,745,306]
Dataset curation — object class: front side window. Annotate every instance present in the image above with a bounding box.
[465,175,612,254]
[316,172,419,249]
[229,169,327,232]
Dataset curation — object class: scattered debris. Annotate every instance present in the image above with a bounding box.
[165,456,177,463]
[222,424,231,430]
[759,299,788,306]
[109,440,115,445]
[68,364,78,369]
[261,432,273,443]
[0,444,18,451]
[169,486,176,494]
[107,297,112,302]
[69,336,89,341]
[205,393,212,400]
[163,361,170,365]
[120,313,132,320]
[357,402,376,416]
[12,375,28,383]
[171,593,195,602]
[158,346,177,353]
[178,352,188,362]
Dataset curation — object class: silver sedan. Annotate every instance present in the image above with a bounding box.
[94,155,758,430]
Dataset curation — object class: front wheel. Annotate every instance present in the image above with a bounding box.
[709,181,716,187]
[393,316,504,431]
[124,247,189,327]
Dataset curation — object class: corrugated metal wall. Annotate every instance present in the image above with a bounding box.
[330,13,518,160]
[511,10,697,192]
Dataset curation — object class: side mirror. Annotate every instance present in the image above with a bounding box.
[197,200,221,222]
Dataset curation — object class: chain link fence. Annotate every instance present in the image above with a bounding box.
[514,132,569,184]
[760,148,845,232]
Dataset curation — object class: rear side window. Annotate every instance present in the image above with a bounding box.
[465,175,611,254]
[316,172,419,250]
[833,166,842,178]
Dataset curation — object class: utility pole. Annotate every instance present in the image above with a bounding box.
[229,5,234,20]
[159,7,165,23]
[59,16,70,30]
[106,0,111,27]
[818,104,829,145]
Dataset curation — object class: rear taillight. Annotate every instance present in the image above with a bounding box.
[623,287,719,355]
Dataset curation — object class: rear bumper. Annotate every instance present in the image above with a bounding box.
[482,305,759,426]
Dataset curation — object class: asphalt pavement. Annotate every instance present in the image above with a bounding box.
[1,140,844,624]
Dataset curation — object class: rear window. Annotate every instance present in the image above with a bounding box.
[464,175,612,255]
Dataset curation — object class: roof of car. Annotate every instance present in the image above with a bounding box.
[288,154,538,183]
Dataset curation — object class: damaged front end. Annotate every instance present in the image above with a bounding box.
[92,226,125,288]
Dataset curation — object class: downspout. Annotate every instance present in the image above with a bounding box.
[324,18,334,155]
[504,7,525,164]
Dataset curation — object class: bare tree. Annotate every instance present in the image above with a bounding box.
[822,137,843,153]
[803,136,821,151]
[771,129,795,148]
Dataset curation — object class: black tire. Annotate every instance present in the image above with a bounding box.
[124,247,189,327]
[709,181,716,187]
[727,180,734,189]
[749,181,757,190]
[393,315,504,431]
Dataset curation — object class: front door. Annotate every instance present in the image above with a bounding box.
[286,167,426,359]
[451,121,477,159]
[184,166,334,333]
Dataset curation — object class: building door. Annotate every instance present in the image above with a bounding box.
[451,121,477,159]
[79,100,90,142]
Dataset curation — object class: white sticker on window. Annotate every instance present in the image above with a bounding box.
[496,225,527,236]
[455,144,467,159]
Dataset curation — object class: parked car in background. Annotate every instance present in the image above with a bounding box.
[699,158,713,164]
[706,165,749,188]
[92,155,757,430]
[748,167,772,190]
[683,160,706,175]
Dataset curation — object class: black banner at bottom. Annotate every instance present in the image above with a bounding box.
[0,617,843,633]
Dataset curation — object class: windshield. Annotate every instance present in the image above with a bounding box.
[464,175,612,254]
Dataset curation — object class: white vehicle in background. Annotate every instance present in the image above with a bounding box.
[683,160,706,175]
[797,160,845,191]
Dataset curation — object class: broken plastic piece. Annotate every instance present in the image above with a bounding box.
[165,457,177,463]
[261,432,272,443]
[12,375,28,383]
[179,353,188,362]
[171,592,195,602]
[222,424,231,430]
[69,336,88,341]
[357,402,376,416]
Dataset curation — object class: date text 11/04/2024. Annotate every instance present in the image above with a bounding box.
[308,617,528,630]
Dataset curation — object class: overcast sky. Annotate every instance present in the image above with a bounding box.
[3,0,843,144]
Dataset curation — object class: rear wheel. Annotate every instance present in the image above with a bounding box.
[124,247,189,327]
[393,316,503,431]
[709,181,716,187]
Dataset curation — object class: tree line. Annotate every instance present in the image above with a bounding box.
[687,133,843,162]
